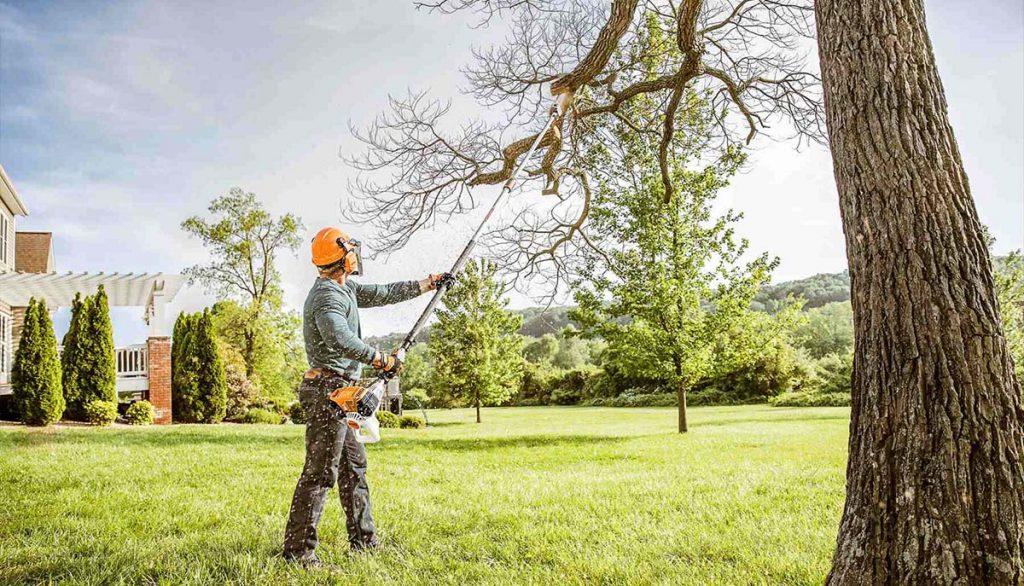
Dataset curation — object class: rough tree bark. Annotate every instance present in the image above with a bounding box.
[815,1,1024,583]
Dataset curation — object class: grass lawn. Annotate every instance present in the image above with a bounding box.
[0,405,848,585]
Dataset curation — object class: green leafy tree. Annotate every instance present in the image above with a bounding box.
[551,331,591,370]
[429,259,524,422]
[182,188,303,376]
[12,299,64,426]
[791,301,854,359]
[60,293,91,419]
[209,300,305,409]
[523,334,559,365]
[995,251,1024,382]
[400,344,433,394]
[572,95,774,432]
[77,286,117,407]
[707,302,814,402]
[172,310,227,423]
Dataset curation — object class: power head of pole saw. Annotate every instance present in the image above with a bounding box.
[327,348,405,444]
[329,379,386,443]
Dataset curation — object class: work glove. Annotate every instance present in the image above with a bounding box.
[372,350,404,376]
[429,272,456,290]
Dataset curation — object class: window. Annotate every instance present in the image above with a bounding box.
[0,312,9,384]
[0,213,8,267]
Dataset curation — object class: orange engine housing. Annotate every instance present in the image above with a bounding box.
[329,385,367,413]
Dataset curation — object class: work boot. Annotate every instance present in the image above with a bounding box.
[284,552,322,568]
[350,536,380,553]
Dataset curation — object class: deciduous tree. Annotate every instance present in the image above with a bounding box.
[430,259,524,422]
[815,1,1024,582]
[349,0,822,299]
[571,96,773,432]
[182,188,303,376]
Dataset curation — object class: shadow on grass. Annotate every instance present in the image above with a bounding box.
[1,426,633,454]
[376,434,633,453]
[690,412,849,429]
[1,426,299,449]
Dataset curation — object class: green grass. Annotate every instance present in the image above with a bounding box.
[0,406,848,585]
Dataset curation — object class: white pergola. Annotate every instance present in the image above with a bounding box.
[0,272,185,335]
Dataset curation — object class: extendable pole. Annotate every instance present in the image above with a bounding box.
[398,92,572,353]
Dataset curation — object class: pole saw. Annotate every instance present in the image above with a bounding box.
[329,90,573,443]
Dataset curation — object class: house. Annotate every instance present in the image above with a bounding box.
[0,164,183,423]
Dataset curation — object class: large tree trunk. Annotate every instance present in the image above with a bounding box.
[815,1,1024,583]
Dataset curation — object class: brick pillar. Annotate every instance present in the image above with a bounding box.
[147,336,172,424]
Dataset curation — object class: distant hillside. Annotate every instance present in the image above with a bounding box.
[752,270,851,312]
[365,271,852,345]
[364,306,576,349]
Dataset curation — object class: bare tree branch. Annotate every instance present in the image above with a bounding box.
[348,0,824,289]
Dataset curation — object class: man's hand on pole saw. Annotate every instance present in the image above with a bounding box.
[431,272,455,290]
[420,272,455,293]
[372,350,403,376]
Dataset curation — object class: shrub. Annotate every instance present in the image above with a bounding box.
[84,400,118,426]
[11,299,64,426]
[550,367,598,405]
[222,347,260,422]
[813,351,853,395]
[79,286,118,407]
[124,400,155,425]
[515,362,561,405]
[687,387,736,407]
[289,401,306,424]
[399,414,426,429]
[582,390,676,408]
[711,342,817,402]
[60,293,90,420]
[241,408,283,424]
[377,410,400,428]
[770,391,850,407]
[173,310,228,423]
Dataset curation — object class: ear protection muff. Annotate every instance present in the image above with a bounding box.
[337,238,362,276]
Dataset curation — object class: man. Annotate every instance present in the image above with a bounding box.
[283,226,449,564]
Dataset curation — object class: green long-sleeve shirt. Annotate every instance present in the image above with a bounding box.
[303,277,422,379]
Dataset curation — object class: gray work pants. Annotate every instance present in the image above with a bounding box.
[283,375,376,558]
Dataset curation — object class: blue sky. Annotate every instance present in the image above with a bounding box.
[1,0,1022,341]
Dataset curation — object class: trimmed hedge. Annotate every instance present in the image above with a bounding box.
[84,400,118,426]
[124,400,155,425]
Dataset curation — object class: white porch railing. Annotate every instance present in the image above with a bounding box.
[115,344,148,393]
[1,344,151,396]
[116,344,148,378]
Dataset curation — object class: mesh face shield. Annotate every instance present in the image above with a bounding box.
[341,238,363,276]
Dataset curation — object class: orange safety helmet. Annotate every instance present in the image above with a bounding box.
[311,227,362,275]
